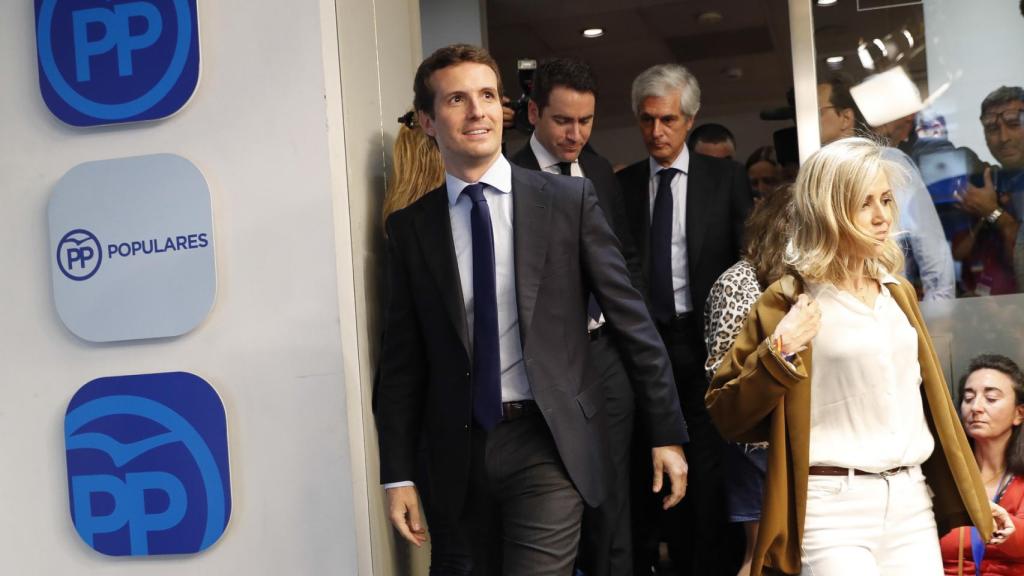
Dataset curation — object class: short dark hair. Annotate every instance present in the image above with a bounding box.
[957,354,1024,476]
[413,44,503,117]
[687,123,735,150]
[745,145,778,171]
[981,86,1024,117]
[532,58,598,113]
[822,74,869,133]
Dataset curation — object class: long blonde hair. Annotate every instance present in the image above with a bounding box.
[787,137,905,284]
[382,113,445,229]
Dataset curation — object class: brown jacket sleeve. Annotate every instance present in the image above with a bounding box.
[706,279,808,444]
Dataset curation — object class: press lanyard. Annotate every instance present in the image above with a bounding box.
[971,472,1012,576]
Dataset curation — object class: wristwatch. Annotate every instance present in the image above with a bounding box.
[986,207,1004,224]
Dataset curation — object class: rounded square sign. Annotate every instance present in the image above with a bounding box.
[64,372,231,556]
[34,0,201,127]
[48,153,216,342]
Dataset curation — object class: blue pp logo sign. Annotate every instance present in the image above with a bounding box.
[57,228,103,280]
[64,372,231,556]
[35,0,201,126]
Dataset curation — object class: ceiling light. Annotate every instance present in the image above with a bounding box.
[722,66,744,79]
[817,0,838,5]
[826,56,845,64]
[697,11,723,25]
[858,42,875,70]
[582,28,604,39]
[872,38,888,57]
[902,29,915,48]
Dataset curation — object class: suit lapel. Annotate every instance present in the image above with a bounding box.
[512,167,552,345]
[685,154,711,273]
[519,146,542,171]
[413,187,470,354]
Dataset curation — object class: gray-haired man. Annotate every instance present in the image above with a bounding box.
[617,63,752,574]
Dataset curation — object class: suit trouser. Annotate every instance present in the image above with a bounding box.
[426,411,585,576]
[632,314,740,575]
[799,466,942,576]
[578,332,635,576]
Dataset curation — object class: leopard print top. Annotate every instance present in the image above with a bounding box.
[704,259,762,382]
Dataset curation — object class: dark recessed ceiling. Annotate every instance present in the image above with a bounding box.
[486,0,796,129]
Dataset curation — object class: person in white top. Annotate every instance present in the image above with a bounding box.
[707,137,1014,575]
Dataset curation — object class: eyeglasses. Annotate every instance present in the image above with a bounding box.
[981,109,1024,135]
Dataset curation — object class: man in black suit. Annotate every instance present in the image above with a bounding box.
[617,64,752,575]
[375,45,688,576]
[510,57,680,576]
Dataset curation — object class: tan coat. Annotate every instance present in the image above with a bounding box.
[706,275,993,575]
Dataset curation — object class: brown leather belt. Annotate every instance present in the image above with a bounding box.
[501,400,540,421]
[808,465,908,477]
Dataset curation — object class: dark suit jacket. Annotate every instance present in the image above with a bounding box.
[375,162,681,522]
[616,152,752,326]
[511,144,644,292]
[511,143,685,446]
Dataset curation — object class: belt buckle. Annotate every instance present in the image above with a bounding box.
[878,467,901,478]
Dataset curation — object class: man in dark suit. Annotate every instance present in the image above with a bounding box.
[617,64,752,575]
[375,45,688,576]
[510,57,682,576]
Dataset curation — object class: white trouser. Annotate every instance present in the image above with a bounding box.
[799,465,942,576]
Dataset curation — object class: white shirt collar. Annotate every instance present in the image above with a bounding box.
[648,143,690,179]
[445,154,513,206]
[810,273,902,298]
[529,132,571,173]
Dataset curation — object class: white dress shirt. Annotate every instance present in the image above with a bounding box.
[648,145,693,314]
[384,155,530,491]
[806,275,935,472]
[530,133,584,177]
[445,154,532,403]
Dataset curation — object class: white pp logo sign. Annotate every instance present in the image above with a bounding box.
[48,154,216,342]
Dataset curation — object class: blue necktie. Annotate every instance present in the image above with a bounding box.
[650,168,679,324]
[463,183,502,430]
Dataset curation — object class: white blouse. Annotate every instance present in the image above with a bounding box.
[806,275,935,472]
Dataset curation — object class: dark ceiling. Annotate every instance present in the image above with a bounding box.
[485,0,929,131]
[486,0,796,130]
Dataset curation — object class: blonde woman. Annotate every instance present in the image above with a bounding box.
[706,138,1012,575]
[381,110,445,228]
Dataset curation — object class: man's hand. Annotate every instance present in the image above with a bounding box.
[502,96,516,128]
[990,500,1016,545]
[651,445,688,510]
[955,166,1000,218]
[386,485,428,546]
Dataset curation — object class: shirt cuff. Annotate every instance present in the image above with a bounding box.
[383,481,415,490]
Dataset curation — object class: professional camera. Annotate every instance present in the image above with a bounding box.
[511,58,537,135]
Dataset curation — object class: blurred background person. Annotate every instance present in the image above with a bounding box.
[951,165,1019,297]
[874,111,954,166]
[941,354,1024,575]
[744,146,783,203]
[980,87,1024,217]
[703,184,793,576]
[382,110,445,228]
[818,74,955,300]
[688,122,736,160]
